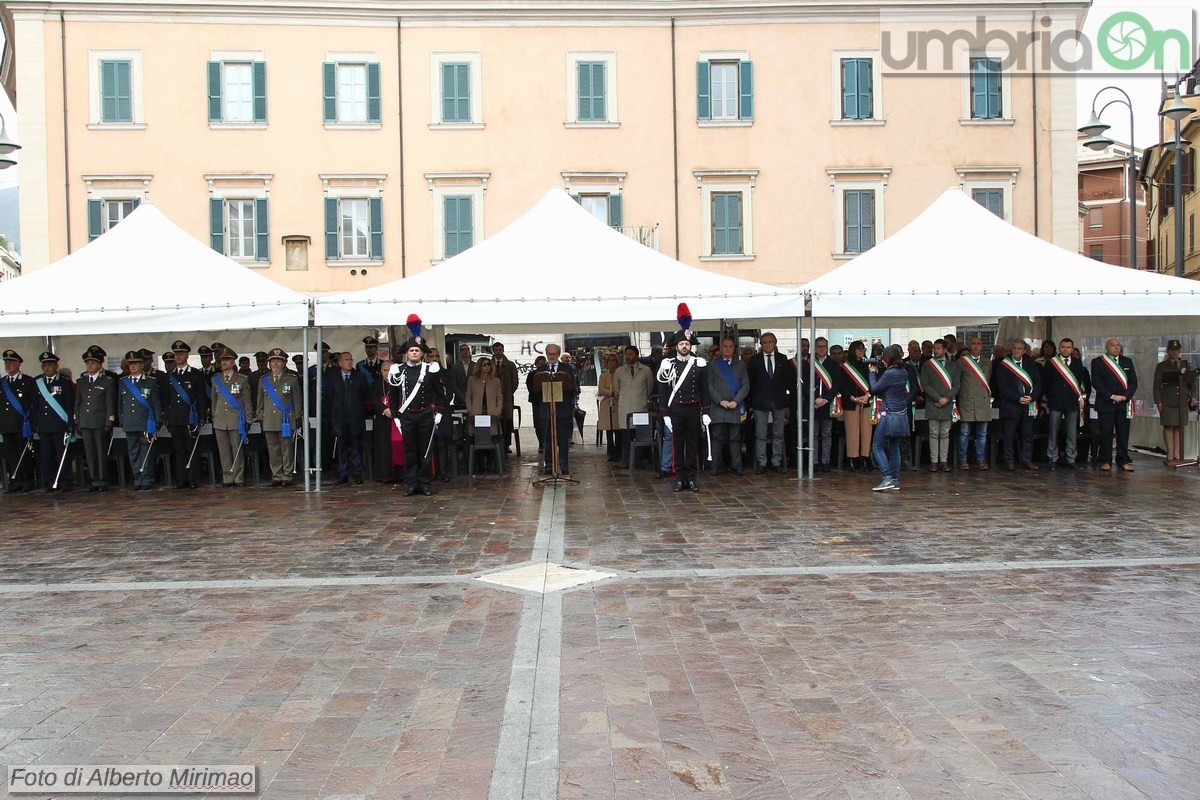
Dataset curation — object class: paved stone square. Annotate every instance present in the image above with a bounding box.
[1,447,1199,799]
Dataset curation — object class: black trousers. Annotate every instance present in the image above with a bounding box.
[1097,411,1131,467]
[400,410,435,488]
[79,427,110,487]
[1001,414,1035,465]
[668,404,702,482]
[333,424,363,478]
[541,408,573,474]
[710,421,742,473]
[38,430,70,489]
[168,424,201,486]
[1,432,33,489]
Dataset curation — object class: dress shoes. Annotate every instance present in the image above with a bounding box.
[353,475,364,485]
[1005,463,1015,471]
[709,469,721,477]
[1047,462,1057,471]
[404,486,420,497]
[1021,463,1038,471]
[688,480,700,492]
[1121,463,1134,472]
[978,462,990,471]
[421,486,433,496]
[754,465,766,475]
[774,465,787,474]
[732,468,745,476]
[1100,463,1111,471]
[673,481,685,492]
[336,476,349,485]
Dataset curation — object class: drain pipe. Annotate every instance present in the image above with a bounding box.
[60,12,72,253]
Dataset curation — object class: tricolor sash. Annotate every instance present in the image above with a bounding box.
[167,372,201,425]
[1050,356,1086,429]
[213,376,247,443]
[1100,355,1133,419]
[261,375,294,438]
[814,360,834,392]
[841,362,870,395]
[122,377,158,436]
[830,395,844,418]
[1001,358,1038,417]
[960,356,991,395]
[2,379,31,438]
[928,359,954,392]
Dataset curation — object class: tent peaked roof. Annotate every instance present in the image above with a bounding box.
[806,188,1200,323]
[315,188,803,331]
[0,203,310,336]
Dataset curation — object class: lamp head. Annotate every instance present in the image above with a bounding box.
[1082,135,1115,152]
[1078,111,1111,138]
[1161,96,1193,123]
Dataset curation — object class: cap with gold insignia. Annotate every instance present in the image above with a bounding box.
[1168,339,1182,350]
[267,347,288,362]
[254,350,268,359]
[198,345,214,356]
[163,352,176,364]
[2,349,22,363]
[218,348,237,360]
[363,336,379,346]
[211,342,227,354]
[38,351,60,364]
[171,340,191,353]
[83,345,107,362]
[124,350,143,363]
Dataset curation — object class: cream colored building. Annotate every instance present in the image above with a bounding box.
[3,0,1086,295]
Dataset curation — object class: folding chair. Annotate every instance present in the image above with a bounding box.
[469,416,505,476]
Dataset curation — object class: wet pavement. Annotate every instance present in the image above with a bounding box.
[1,445,1198,799]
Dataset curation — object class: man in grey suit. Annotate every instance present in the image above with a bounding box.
[708,337,750,476]
[75,345,117,491]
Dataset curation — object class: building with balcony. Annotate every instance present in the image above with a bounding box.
[3,0,1087,295]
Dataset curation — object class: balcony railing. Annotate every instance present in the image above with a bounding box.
[617,224,660,251]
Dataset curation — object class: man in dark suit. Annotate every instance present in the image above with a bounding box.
[75,345,117,491]
[163,340,210,488]
[996,339,1043,470]
[326,350,369,484]
[533,343,578,478]
[707,337,749,476]
[31,352,75,492]
[1,349,37,492]
[1091,337,1139,472]
[746,332,794,474]
[447,343,473,409]
[491,342,519,453]
[1041,336,1090,470]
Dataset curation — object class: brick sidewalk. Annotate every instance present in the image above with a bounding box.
[0,447,1198,799]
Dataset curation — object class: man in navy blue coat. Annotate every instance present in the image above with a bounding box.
[31,352,75,491]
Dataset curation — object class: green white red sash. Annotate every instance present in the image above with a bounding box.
[814,360,834,391]
[1100,355,1134,419]
[960,356,991,395]
[1001,357,1038,417]
[841,362,870,395]
[927,359,959,422]
[1050,355,1086,429]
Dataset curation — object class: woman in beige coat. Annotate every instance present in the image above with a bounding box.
[597,353,621,460]
[467,358,504,437]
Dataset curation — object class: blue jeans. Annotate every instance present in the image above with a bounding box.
[957,420,988,463]
[871,414,905,481]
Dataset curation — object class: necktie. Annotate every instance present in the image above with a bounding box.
[344,373,349,384]
[630,365,635,378]
[767,356,774,378]
[551,364,557,375]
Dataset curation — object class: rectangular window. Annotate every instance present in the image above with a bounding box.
[841,58,873,120]
[579,195,608,224]
[1088,207,1103,227]
[222,62,254,122]
[972,189,1004,218]
[337,63,367,123]
[1089,245,1104,262]
[444,196,474,258]
[99,59,133,123]
[577,62,607,122]
[970,57,1002,120]
[441,62,471,123]
[710,62,739,121]
[843,190,876,254]
[711,192,743,255]
[226,199,257,259]
[339,198,370,259]
[1190,214,1196,253]
[105,199,135,232]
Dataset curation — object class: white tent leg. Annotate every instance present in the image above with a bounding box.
[808,310,817,480]
[795,316,804,481]
[302,327,311,494]
[315,325,323,493]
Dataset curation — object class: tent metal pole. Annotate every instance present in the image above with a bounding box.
[302,326,311,494]
[315,325,323,493]
[795,315,804,481]
[808,305,817,481]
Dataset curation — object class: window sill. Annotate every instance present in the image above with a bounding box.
[698,119,753,128]
[564,121,620,129]
[833,253,865,260]
[87,123,147,131]
[324,122,383,131]
[429,122,485,131]
[210,121,268,130]
[234,259,271,269]
[700,253,756,262]
[830,119,885,127]
[959,118,1015,126]
[326,259,382,268]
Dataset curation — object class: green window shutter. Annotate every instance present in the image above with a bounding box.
[712,194,726,254]
[367,62,381,123]
[87,199,103,241]
[455,63,470,122]
[116,61,132,122]
[840,59,857,120]
[131,197,141,209]
[696,61,710,121]
[443,197,456,256]
[369,196,383,260]
[255,198,269,261]
[252,61,267,122]
[207,61,223,123]
[738,60,753,121]
[322,62,336,123]
[578,62,606,122]
[858,60,873,119]
[592,62,606,120]
[972,189,1003,217]
[324,197,339,260]
[971,58,1001,119]
[860,191,875,250]
[712,193,740,255]
[100,60,132,123]
[570,194,581,204]
[210,198,225,254]
[844,191,860,253]
[444,196,473,258]
[441,62,470,123]
[577,62,592,121]
[441,63,455,122]
[607,194,623,229]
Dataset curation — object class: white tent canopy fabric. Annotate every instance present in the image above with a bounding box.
[806,188,1200,325]
[314,188,804,333]
[0,203,311,336]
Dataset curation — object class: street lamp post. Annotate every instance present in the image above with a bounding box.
[0,112,20,171]
[1162,78,1193,278]
[1079,87,1138,269]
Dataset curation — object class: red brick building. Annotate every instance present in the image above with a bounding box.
[1078,136,1148,269]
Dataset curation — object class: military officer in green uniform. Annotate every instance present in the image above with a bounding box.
[1153,339,1198,467]
[258,348,301,486]
[75,345,117,491]
[211,348,254,486]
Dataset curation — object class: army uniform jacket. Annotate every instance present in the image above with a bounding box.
[257,371,302,433]
[118,374,162,433]
[75,371,117,429]
[0,372,36,435]
[31,374,75,434]
[162,365,210,426]
[211,370,254,431]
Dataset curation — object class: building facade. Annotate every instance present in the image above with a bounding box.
[1142,79,1199,278]
[5,0,1086,293]
[1077,136,1147,269]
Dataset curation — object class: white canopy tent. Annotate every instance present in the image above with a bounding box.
[314,188,805,332]
[806,188,1200,325]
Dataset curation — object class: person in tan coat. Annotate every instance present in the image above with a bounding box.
[597,353,621,461]
[613,345,654,464]
[467,358,505,437]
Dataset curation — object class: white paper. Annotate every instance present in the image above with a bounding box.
[631,413,650,427]
[475,415,492,427]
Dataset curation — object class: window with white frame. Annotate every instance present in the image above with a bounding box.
[88,50,145,128]
[205,174,271,263]
[957,168,1018,222]
[831,50,883,123]
[208,54,266,125]
[83,175,151,240]
[961,51,1013,122]
[225,200,257,259]
[340,199,370,258]
[430,53,483,128]
[222,63,254,122]
[338,64,367,122]
[323,56,381,126]
[972,188,1004,218]
[710,63,739,120]
[697,52,753,124]
[105,199,136,232]
[694,170,756,260]
[1088,207,1103,228]
[828,169,890,258]
[579,194,609,224]
[321,174,385,264]
[566,52,617,126]
[426,173,489,263]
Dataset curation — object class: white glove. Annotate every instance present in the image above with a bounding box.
[702,414,712,427]
[435,413,443,426]
[664,417,673,432]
